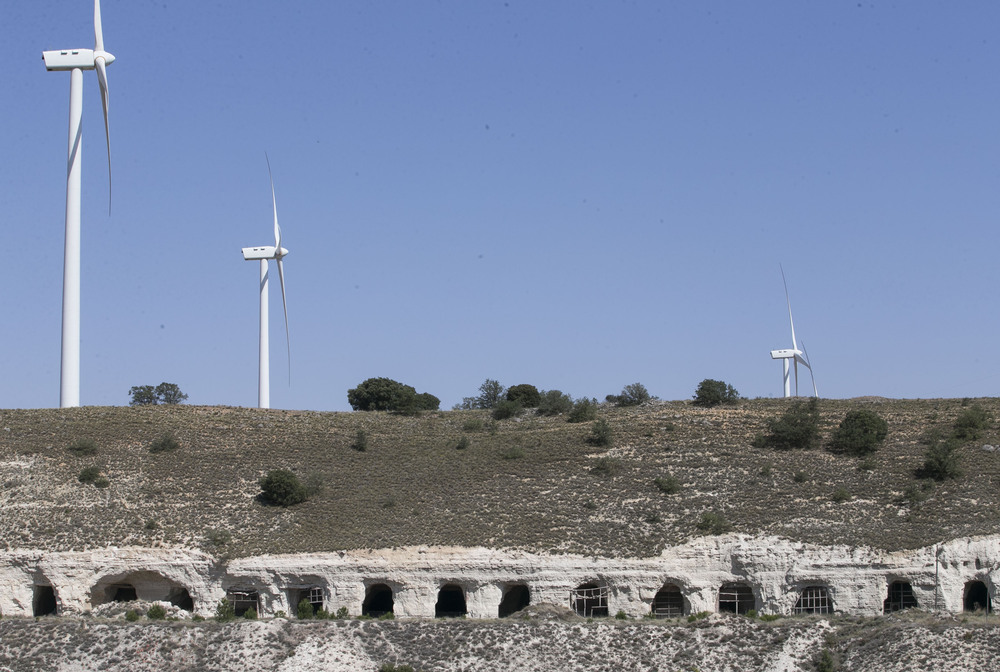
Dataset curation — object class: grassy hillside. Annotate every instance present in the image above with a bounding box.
[0,398,998,557]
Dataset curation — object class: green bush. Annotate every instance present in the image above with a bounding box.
[606,382,654,407]
[831,487,851,503]
[506,384,541,408]
[243,607,258,620]
[692,379,740,407]
[149,432,180,454]
[654,474,680,494]
[351,430,369,452]
[828,410,888,456]
[589,456,621,477]
[459,379,506,410]
[68,438,98,457]
[953,405,989,441]
[462,417,484,432]
[501,446,524,460]
[492,399,523,420]
[94,476,110,489]
[258,469,309,506]
[78,466,101,484]
[335,606,349,620]
[215,598,235,622]
[753,399,821,451]
[455,436,470,450]
[919,436,963,481]
[297,598,314,620]
[124,610,139,622]
[347,378,437,412]
[379,665,416,672]
[567,398,598,423]
[587,419,613,447]
[146,604,166,620]
[536,390,573,416]
[696,511,731,535]
[615,610,628,620]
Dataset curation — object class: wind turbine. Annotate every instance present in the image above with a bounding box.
[241,157,290,409]
[769,267,818,398]
[42,0,114,408]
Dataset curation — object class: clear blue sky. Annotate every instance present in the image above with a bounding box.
[2,1,998,411]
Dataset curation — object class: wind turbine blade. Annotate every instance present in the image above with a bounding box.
[277,258,290,383]
[781,264,797,351]
[95,57,111,213]
[266,153,280,251]
[94,0,105,52]
[801,342,818,397]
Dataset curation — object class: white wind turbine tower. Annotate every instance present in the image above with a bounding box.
[241,157,290,409]
[769,267,818,398]
[42,0,115,408]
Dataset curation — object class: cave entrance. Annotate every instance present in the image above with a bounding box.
[718,582,755,615]
[106,584,137,603]
[964,581,992,613]
[435,584,467,618]
[651,583,685,618]
[168,587,194,612]
[570,582,608,618]
[227,589,260,617]
[793,586,832,615]
[498,584,530,617]
[290,586,324,618]
[883,581,918,613]
[362,584,394,617]
[33,585,58,616]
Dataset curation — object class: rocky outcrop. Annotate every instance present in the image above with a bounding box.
[2,535,996,619]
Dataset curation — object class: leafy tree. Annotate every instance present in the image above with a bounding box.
[215,598,235,622]
[753,398,821,450]
[828,409,888,456]
[155,382,188,405]
[506,384,541,408]
[953,405,990,441]
[129,383,188,406]
[347,377,437,413]
[692,379,740,407]
[536,390,573,416]
[460,379,506,410]
[606,382,654,407]
[258,469,309,506]
[128,385,157,406]
[567,397,599,423]
[297,598,315,620]
[492,399,522,420]
[587,419,613,447]
[919,436,963,481]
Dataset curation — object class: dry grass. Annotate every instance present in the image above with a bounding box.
[0,398,998,557]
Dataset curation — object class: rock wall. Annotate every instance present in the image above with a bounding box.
[1,535,996,619]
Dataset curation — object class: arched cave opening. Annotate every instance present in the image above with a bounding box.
[570,582,609,618]
[106,584,137,603]
[227,588,261,617]
[793,586,832,614]
[362,583,394,617]
[718,582,755,615]
[33,585,58,616]
[168,587,194,612]
[883,581,918,613]
[435,584,467,618]
[498,584,530,617]
[964,581,992,613]
[651,583,685,618]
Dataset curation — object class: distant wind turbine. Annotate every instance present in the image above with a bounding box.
[769,267,818,398]
[42,0,115,408]
[241,156,290,409]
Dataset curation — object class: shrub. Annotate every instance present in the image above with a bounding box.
[831,487,851,502]
[654,474,680,494]
[506,384,541,408]
[587,419,613,447]
[378,611,395,620]
[536,390,573,416]
[258,469,309,506]
[828,410,888,456]
[692,379,740,407]
[615,610,628,620]
[753,398,821,450]
[335,606,349,620]
[205,529,231,547]
[414,393,441,412]
[501,446,524,460]
[94,476,110,489]
[589,456,621,477]
[149,432,180,454]
[297,598,314,620]
[315,607,330,619]
[347,378,437,413]
[793,471,807,484]
[492,399,522,420]
[78,466,101,484]
[567,398,598,423]
[919,437,963,481]
[243,607,258,620]
[351,430,369,452]
[215,599,235,622]
[146,604,166,620]
[606,382,654,407]
[462,418,484,432]
[459,379,506,410]
[68,438,98,457]
[953,405,989,441]
[455,436,470,450]
[379,665,416,672]
[124,610,139,622]
[696,511,731,535]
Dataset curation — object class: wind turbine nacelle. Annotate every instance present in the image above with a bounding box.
[242,246,277,260]
[770,349,799,360]
[43,49,98,70]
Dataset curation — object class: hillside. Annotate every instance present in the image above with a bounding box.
[1,397,997,557]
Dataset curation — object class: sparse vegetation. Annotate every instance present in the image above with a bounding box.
[146,604,166,620]
[606,382,654,407]
[78,466,101,484]
[696,512,731,535]
[654,474,680,494]
[492,399,522,420]
[351,430,369,452]
[919,436,963,481]
[692,379,740,407]
[536,390,573,416]
[67,438,98,457]
[828,409,888,456]
[590,456,621,477]
[753,398,821,451]
[567,397,598,423]
[455,436,470,450]
[149,431,180,453]
[831,487,851,503]
[953,405,990,441]
[348,378,438,413]
[587,419,613,447]
[258,469,309,506]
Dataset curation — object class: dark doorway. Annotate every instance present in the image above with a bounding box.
[498,584,530,617]
[435,584,467,618]
[964,581,992,613]
[168,587,194,612]
[363,584,394,617]
[106,584,137,603]
[718,582,755,614]
[883,581,918,613]
[33,585,58,616]
[571,582,609,618]
[227,589,260,617]
[291,586,324,618]
[651,584,685,618]
[793,586,832,614]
